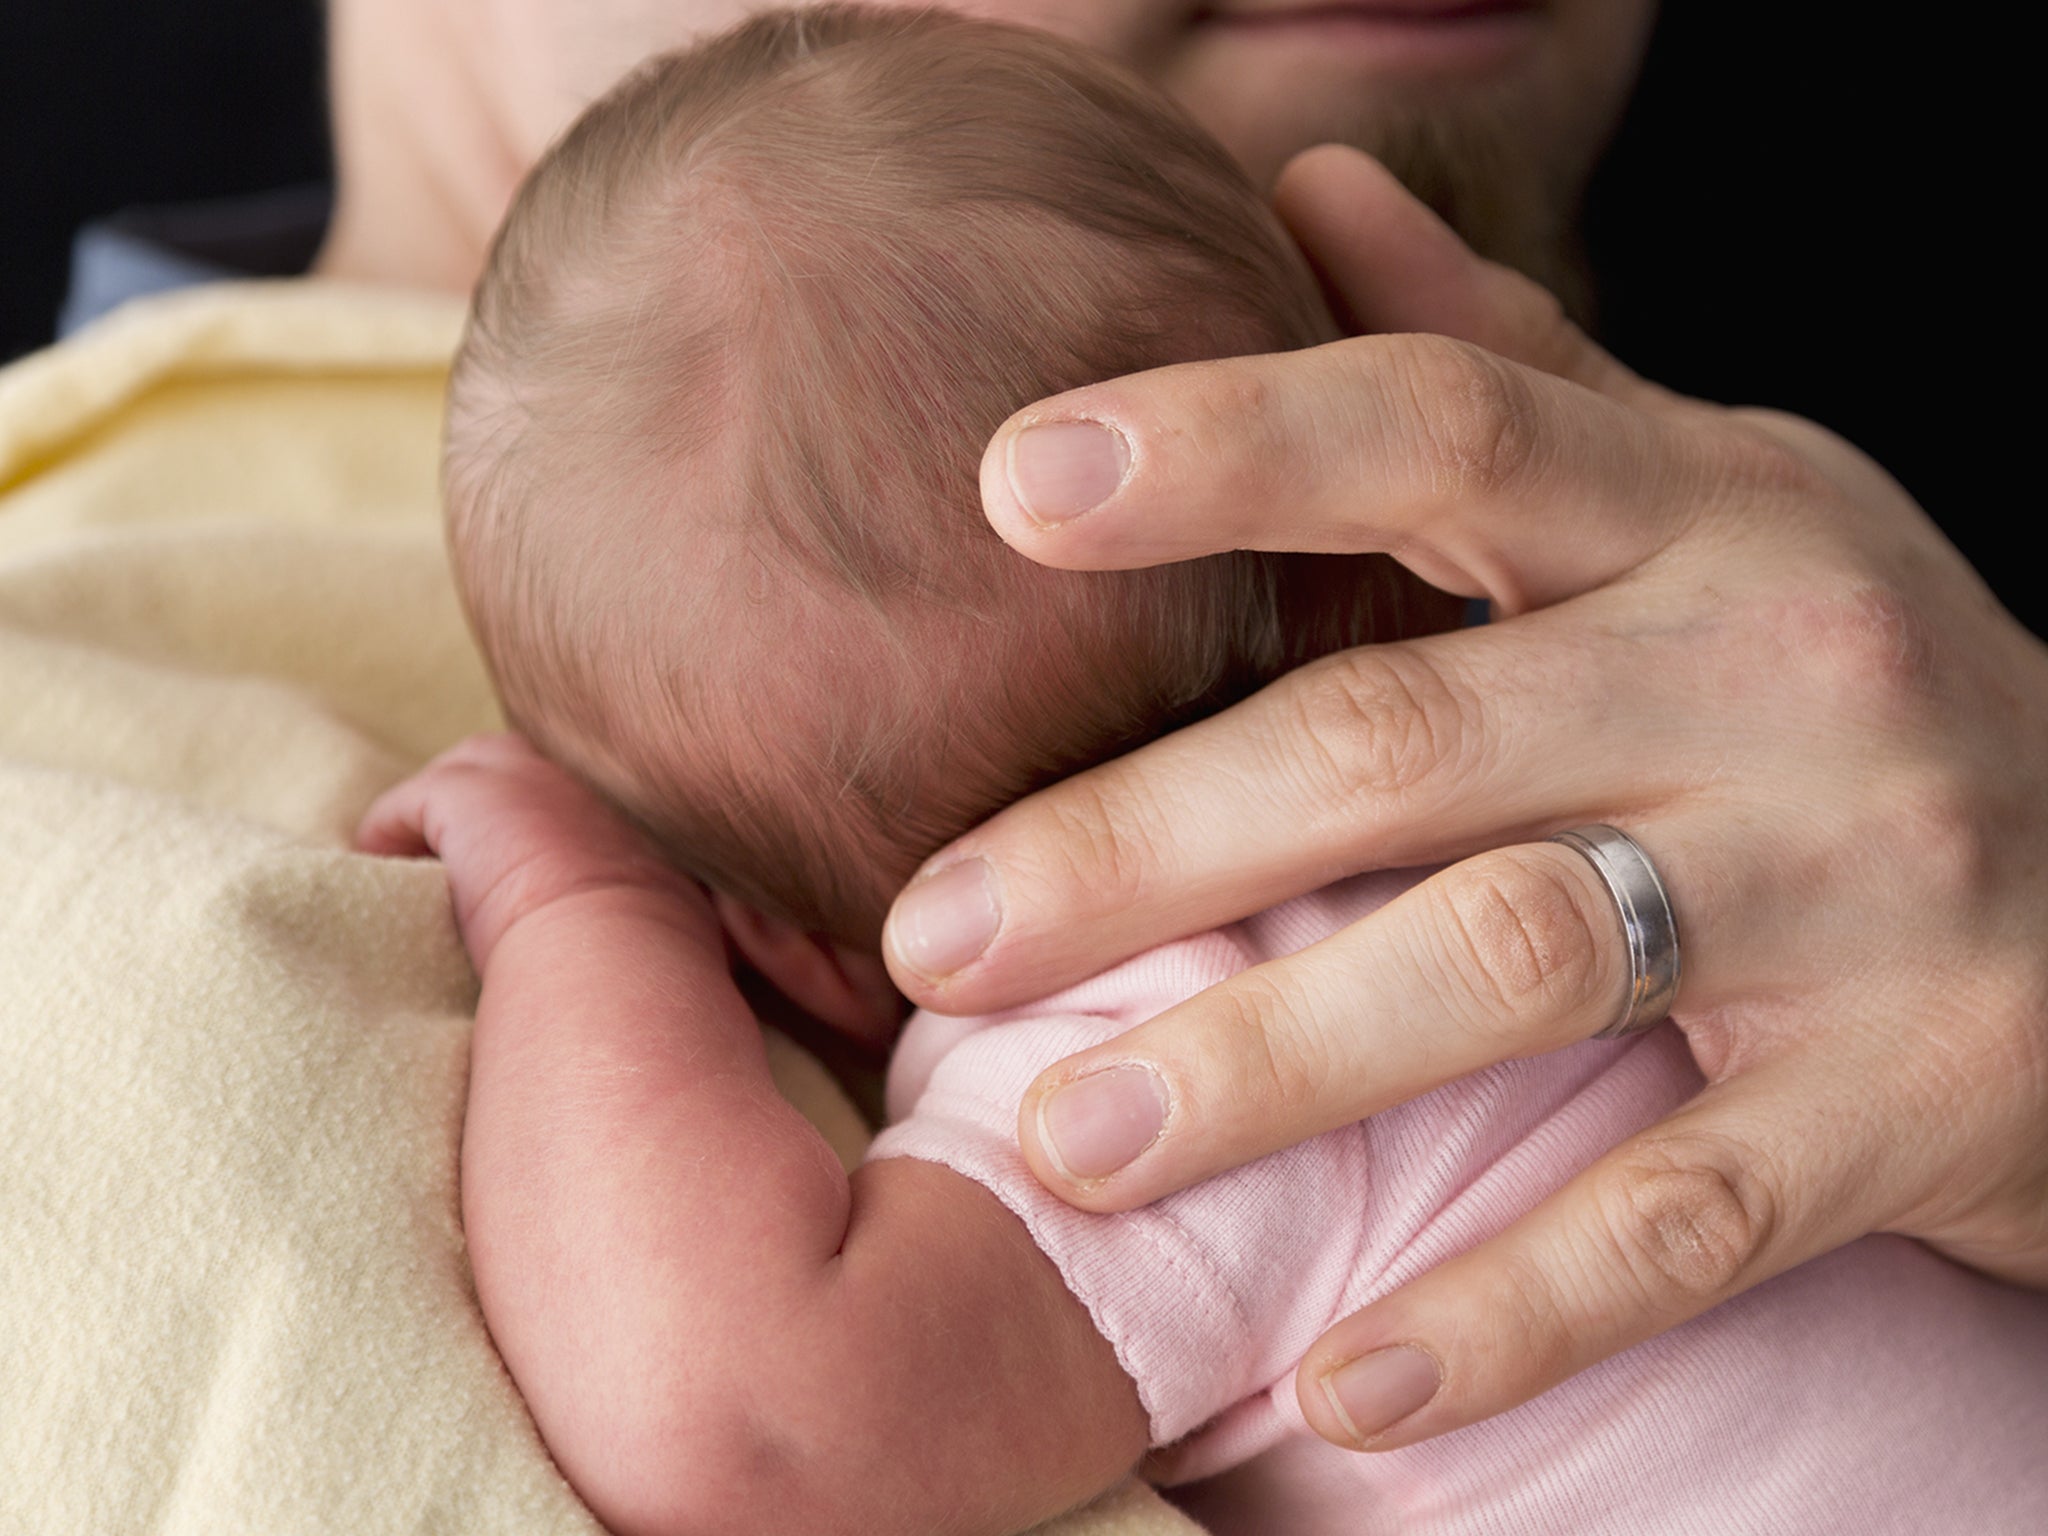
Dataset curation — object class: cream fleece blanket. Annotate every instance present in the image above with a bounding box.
[0,284,1203,1536]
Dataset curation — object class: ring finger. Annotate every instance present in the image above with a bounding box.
[1015,814,1731,1211]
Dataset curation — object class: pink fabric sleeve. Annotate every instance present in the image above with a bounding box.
[868,876,2048,1533]
[867,875,1691,1452]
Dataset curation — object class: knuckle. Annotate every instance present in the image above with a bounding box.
[1188,356,1284,432]
[1487,1246,1581,1387]
[1434,850,1613,1034]
[1592,1133,1778,1309]
[1766,581,1941,719]
[1716,414,1843,506]
[1185,361,1302,504]
[1504,279,1572,355]
[1282,645,1476,810]
[1030,773,1167,916]
[1395,336,1542,501]
[1200,967,1332,1122]
[1872,765,1991,910]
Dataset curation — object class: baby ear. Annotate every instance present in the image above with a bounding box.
[712,891,904,1046]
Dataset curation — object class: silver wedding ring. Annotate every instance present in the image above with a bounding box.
[1548,824,1681,1039]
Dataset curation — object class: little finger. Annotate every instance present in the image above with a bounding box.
[1295,1072,1883,1450]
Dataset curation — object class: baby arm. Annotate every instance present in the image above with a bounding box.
[358,736,1146,1536]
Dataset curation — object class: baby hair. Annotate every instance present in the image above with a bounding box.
[446,5,1428,943]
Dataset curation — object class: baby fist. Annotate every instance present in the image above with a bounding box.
[357,733,702,969]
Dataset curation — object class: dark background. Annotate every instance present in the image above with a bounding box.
[0,5,2023,630]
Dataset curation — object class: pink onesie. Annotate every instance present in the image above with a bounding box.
[869,870,2048,1534]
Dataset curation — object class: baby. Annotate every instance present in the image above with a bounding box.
[361,8,2048,1535]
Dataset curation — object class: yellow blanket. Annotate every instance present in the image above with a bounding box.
[0,283,1203,1536]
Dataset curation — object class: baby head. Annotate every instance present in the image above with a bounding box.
[446,6,1438,971]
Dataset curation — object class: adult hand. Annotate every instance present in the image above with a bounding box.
[881,145,2048,1451]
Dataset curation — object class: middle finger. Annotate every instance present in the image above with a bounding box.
[1012,834,1660,1210]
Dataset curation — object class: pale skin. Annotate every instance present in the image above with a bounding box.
[358,734,1148,1536]
[321,0,2048,1456]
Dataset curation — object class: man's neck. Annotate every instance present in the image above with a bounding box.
[313,0,527,295]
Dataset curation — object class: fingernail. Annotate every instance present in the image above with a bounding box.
[1038,1065,1169,1181]
[1320,1348,1442,1445]
[1006,420,1130,525]
[887,858,1001,980]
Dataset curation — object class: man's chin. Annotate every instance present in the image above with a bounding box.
[1353,102,1591,320]
[1193,86,1591,320]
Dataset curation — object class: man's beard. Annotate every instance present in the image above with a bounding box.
[1343,101,1596,325]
